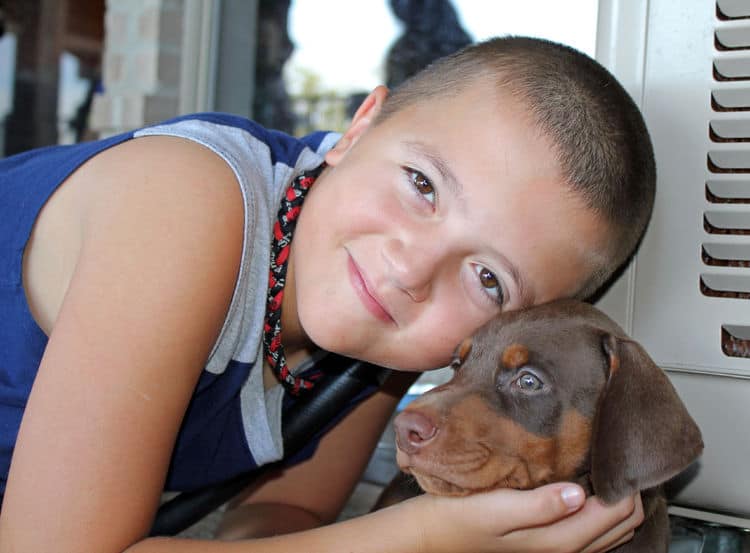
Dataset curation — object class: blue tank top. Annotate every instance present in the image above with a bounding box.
[0,114,378,494]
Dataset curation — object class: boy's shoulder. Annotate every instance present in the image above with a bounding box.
[135,112,339,169]
[76,134,244,234]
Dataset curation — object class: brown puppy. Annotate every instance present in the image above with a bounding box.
[388,299,703,553]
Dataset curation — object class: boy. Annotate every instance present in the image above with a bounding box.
[0,36,653,552]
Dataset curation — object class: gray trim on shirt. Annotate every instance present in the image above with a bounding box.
[133,120,338,466]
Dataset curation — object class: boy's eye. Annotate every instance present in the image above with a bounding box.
[408,169,436,206]
[473,264,504,305]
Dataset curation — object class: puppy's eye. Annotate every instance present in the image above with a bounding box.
[450,356,462,371]
[516,372,543,391]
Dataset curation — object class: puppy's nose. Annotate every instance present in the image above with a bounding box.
[394,410,437,454]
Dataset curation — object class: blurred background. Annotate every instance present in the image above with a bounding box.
[0,0,597,155]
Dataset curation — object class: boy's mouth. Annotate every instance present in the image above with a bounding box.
[346,253,395,325]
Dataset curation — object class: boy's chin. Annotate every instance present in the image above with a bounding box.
[297,312,448,371]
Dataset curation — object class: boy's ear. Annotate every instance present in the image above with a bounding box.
[325,85,389,166]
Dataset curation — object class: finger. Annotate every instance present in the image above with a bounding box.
[581,494,645,553]
[470,483,586,532]
[599,529,635,552]
[503,492,638,553]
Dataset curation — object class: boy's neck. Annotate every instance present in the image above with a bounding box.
[278,247,313,350]
[267,201,320,389]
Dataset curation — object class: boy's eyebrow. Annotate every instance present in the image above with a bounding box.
[403,140,464,199]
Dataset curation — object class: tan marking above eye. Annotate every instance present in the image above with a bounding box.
[502,343,529,369]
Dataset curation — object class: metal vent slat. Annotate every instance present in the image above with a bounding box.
[716,23,750,49]
[710,118,750,138]
[703,3,750,335]
[712,86,750,109]
[714,55,750,79]
[718,0,750,19]
[706,179,750,201]
[703,242,750,261]
[705,210,750,232]
[701,273,750,293]
[708,150,750,169]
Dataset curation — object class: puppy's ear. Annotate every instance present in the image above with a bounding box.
[590,334,704,503]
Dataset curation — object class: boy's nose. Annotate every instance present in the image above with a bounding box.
[382,237,441,302]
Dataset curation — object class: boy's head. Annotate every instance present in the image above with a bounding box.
[375,36,656,299]
[288,36,655,371]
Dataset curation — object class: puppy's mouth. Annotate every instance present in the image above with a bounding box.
[404,468,478,497]
[397,445,517,497]
[403,465,531,497]
[396,448,548,497]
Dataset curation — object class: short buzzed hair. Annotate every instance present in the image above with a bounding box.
[376,36,656,300]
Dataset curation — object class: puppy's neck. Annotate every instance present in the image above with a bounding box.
[575,472,594,497]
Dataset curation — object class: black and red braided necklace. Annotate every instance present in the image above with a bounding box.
[263,163,326,396]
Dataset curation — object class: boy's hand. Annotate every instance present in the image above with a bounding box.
[410,484,644,553]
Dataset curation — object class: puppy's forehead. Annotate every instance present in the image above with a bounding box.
[483,300,623,343]
[478,311,590,351]
[465,303,611,423]
[472,301,622,377]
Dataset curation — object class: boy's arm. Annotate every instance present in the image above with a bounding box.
[127,485,643,553]
[0,136,245,552]
[215,370,420,539]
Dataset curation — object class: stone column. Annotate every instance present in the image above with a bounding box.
[90,0,183,136]
[3,0,64,155]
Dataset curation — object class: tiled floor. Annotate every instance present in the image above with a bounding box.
[173,470,388,538]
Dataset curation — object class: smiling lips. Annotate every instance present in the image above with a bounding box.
[347,254,395,324]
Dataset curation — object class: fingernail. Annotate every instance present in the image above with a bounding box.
[561,486,585,509]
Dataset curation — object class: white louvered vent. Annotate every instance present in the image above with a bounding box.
[705,0,750,358]
[622,0,750,379]
[597,0,750,522]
